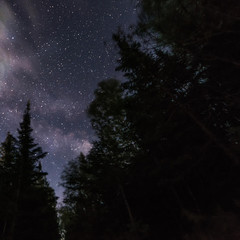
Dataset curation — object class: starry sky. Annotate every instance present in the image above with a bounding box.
[0,0,138,199]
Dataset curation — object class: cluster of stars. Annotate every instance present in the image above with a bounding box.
[0,0,137,199]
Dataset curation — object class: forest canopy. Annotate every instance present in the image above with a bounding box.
[59,0,240,239]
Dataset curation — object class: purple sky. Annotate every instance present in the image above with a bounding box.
[0,0,138,200]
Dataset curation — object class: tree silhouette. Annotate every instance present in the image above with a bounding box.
[60,1,240,239]
[0,102,60,240]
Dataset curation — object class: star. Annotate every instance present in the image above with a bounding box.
[0,0,137,199]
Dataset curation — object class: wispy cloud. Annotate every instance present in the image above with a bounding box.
[33,119,92,157]
[0,1,37,98]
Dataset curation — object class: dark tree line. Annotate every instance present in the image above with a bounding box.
[0,102,60,240]
[60,1,240,240]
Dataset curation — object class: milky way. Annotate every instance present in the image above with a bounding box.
[0,0,137,199]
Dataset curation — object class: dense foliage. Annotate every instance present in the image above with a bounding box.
[60,0,240,239]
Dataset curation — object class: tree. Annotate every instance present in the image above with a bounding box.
[16,101,47,186]
[60,1,240,239]
[87,79,140,234]
[0,102,60,240]
[60,80,141,239]
[0,133,18,240]
[87,79,139,166]
[14,101,60,240]
[60,153,101,240]
[111,1,240,238]
[137,0,240,154]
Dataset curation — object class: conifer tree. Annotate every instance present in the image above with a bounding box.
[13,101,60,240]
[60,153,96,240]
[0,133,18,240]
[60,1,240,239]
[0,102,60,240]
[60,80,141,239]
[17,101,47,186]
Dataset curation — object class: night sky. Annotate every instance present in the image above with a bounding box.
[0,0,137,199]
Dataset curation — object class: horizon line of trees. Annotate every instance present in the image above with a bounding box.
[1,0,240,239]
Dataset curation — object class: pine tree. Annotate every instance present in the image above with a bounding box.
[0,133,18,240]
[111,1,240,238]
[17,101,47,186]
[60,80,140,239]
[60,2,240,239]
[60,153,96,240]
[0,102,60,240]
[137,0,240,157]
[13,101,60,240]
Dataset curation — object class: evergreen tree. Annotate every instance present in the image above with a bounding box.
[13,101,60,240]
[60,153,99,240]
[137,0,240,155]
[17,101,47,186]
[60,1,240,239]
[0,102,60,240]
[60,80,141,239]
[111,1,240,238]
[87,79,139,166]
[0,133,18,240]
